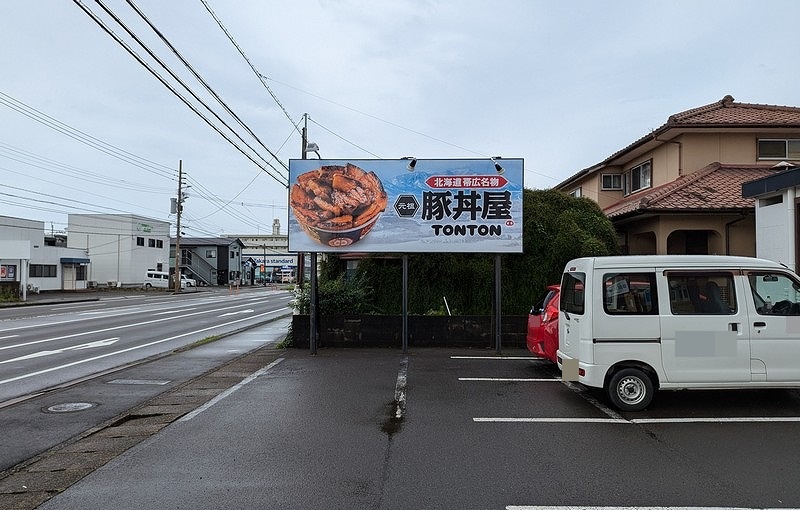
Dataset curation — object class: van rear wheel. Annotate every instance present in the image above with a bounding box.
[607,368,653,412]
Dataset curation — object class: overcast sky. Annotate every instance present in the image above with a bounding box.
[2,1,799,238]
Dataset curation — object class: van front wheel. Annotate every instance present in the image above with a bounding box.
[607,368,653,412]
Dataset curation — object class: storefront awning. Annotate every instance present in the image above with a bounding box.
[60,257,90,265]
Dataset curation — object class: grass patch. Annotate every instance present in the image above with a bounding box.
[175,334,223,352]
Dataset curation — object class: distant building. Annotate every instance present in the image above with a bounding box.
[67,213,170,287]
[172,237,245,286]
[0,215,90,298]
[223,218,297,284]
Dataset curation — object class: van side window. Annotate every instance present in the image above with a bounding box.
[560,272,585,315]
[746,272,800,315]
[666,272,736,315]
[603,272,657,315]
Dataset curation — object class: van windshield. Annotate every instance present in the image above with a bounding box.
[561,272,585,315]
[747,271,800,315]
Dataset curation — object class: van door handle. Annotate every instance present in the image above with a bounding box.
[754,321,766,328]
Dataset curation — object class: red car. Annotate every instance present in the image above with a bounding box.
[526,284,560,363]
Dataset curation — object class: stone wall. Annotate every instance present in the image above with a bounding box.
[291,315,527,349]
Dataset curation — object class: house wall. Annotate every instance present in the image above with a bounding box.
[679,133,756,171]
[754,194,791,267]
[567,132,766,211]
[616,214,755,256]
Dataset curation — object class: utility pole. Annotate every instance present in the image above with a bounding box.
[174,160,185,293]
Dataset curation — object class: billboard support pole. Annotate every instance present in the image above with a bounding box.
[402,254,408,354]
[310,252,318,355]
[494,254,502,354]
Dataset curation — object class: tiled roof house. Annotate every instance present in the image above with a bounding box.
[555,95,800,256]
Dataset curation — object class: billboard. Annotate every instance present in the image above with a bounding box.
[288,158,523,253]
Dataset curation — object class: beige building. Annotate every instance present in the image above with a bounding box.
[556,95,800,256]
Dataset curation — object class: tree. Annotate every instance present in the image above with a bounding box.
[501,188,618,314]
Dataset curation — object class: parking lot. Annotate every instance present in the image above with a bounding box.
[34,343,800,510]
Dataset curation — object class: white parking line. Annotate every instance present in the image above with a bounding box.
[394,356,409,419]
[460,377,559,382]
[507,506,800,510]
[475,416,800,424]
[450,356,542,360]
[632,417,800,424]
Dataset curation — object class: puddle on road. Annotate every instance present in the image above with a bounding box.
[381,400,404,436]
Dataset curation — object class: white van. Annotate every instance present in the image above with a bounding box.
[556,255,800,411]
[144,270,185,290]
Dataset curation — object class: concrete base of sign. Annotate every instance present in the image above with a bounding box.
[290,314,526,349]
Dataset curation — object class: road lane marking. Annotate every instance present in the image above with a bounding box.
[0,302,286,350]
[178,358,285,422]
[0,335,19,340]
[460,377,560,382]
[0,307,290,385]
[0,338,119,364]
[219,309,254,317]
[80,309,141,315]
[0,295,291,335]
[153,308,197,315]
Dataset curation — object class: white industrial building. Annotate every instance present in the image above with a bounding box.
[67,213,171,287]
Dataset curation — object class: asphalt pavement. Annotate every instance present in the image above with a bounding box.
[4,291,800,509]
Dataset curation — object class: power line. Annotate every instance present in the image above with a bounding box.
[0,91,176,180]
[72,0,289,188]
[308,117,381,158]
[199,0,299,135]
[91,0,289,186]
[125,0,291,175]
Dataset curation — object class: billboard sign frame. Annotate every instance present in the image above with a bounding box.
[288,158,523,253]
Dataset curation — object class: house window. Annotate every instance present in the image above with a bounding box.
[624,160,652,195]
[148,238,156,248]
[601,174,623,190]
[569,187,582,198]
[206,250,216,258]
[29,264,57,278]
[136,237,145,246]
[758,139,800,160]
[76,266,87,281]
[156,239,163,248]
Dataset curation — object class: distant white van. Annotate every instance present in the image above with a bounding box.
[556,255,800,411]
[144,270,185,290]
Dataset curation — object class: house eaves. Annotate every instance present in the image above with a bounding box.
[557,95,800,190]
[603,163,776,220]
